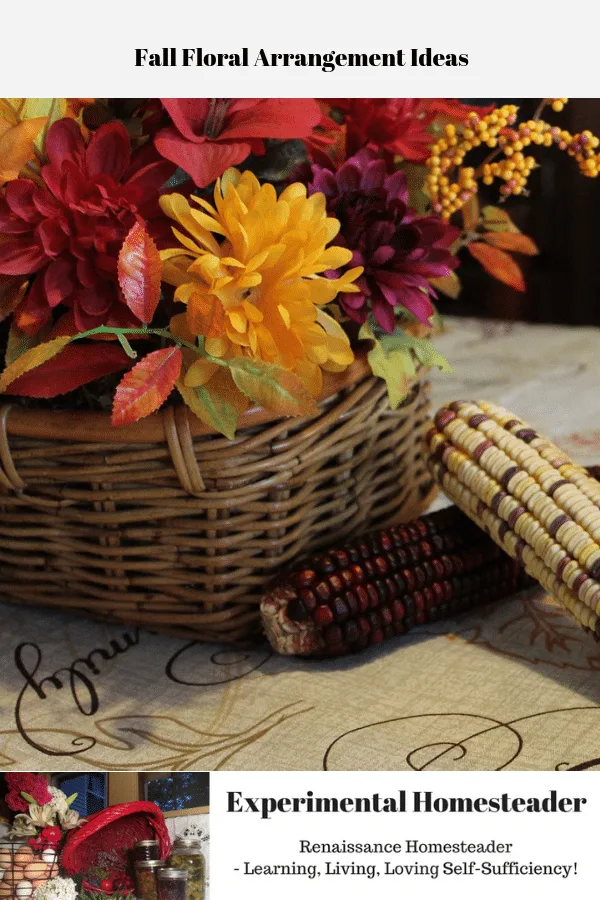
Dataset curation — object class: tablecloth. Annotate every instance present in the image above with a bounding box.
[3,317,600,772]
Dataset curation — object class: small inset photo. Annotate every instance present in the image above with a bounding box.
[0,773,210,900]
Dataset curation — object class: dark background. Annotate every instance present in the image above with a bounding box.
[437,99,600,325]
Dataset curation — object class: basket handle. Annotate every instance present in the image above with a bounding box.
[163,404,206,495]
[0,405,25,491]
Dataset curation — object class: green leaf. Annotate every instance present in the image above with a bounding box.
[177,374,241,440]
[228,358,318,417]
[20,791,36,804]
[65,793,78,807]
[481,205,520,233]
[359,320,452,409]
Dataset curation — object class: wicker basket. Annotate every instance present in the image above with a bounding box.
[0,353,435,643]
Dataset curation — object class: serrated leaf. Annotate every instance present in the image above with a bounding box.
[359,320,452,408]
[7,344,129,398]
[177,368,246,439]
[468,241,526,292]
[366,337,416,409]
[111,346,182,426]
[429,272,462,299]
[481,205,520,233]
[482,231,538,255]
[228,358,319,417]
[118,220,162,324]
[0,335,71,392]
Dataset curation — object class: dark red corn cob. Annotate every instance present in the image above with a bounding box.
[260,506,534,657]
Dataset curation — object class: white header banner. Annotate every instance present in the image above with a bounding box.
[0,0,594,96]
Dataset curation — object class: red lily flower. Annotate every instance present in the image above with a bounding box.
[0,118,174,334]
[154,98,322,187]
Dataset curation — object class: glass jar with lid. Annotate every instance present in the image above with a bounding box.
[167,839,205,900]
[156,868,188,900]
[132,840,162,862]
[135,859,165,900]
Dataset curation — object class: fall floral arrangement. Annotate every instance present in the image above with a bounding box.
[0,774,82,900]
[0,97,597,437]
[5,773,81,844]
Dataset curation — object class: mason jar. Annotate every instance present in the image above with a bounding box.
[132,840,162,862]
[135,859,164,900]
[167,839,205,900]
[156,868,188,900]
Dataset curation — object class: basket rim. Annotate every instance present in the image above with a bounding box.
[60,801,170,875]
[3,350,380,444]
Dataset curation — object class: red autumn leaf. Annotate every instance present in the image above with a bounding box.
[111,346,182,426]
[7,343,130,398]
[482,231,539,255]
[118,220,162,324]
[468,241,526,292]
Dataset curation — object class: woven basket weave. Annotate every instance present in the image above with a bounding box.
[61,802,170,876]
[0,353,434,643]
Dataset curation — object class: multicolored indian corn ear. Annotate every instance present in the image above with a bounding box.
[260,506,532,657]
[427,400,600,640]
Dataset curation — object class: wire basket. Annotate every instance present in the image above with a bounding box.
[0,840,60,900]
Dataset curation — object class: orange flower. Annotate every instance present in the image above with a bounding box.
[160,169,362,396]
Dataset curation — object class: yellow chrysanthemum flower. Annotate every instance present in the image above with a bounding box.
[159,168,363,396]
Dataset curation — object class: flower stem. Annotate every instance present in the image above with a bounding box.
[70,326,229,367]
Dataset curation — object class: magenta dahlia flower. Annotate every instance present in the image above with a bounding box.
[304,148,459,333]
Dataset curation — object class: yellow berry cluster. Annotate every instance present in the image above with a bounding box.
[425,99,600,222]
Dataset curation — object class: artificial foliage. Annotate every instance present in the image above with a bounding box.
[0,97,597,436]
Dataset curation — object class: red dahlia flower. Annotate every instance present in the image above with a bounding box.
[328,98,436,163]
[305,148,459,333]
[326,99,496,164]
[154,98,322,187]
[0,119,174,335]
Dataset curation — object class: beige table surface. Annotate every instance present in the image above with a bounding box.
[3,317,600,772]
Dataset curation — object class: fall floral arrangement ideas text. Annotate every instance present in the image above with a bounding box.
[0,98,598,437]
[134,48,469,70]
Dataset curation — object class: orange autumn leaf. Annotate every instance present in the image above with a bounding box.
[0,336,71,392]
[0,277,28,323]
[111,346,182,426]
[0,116,47,185]
[228,357,319,417]
[429,272,462,299]
[118,220,162,323]
[187,292,225,339]
[461,194,480,233]
[468,241,526,292]
[482,231,539,255]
